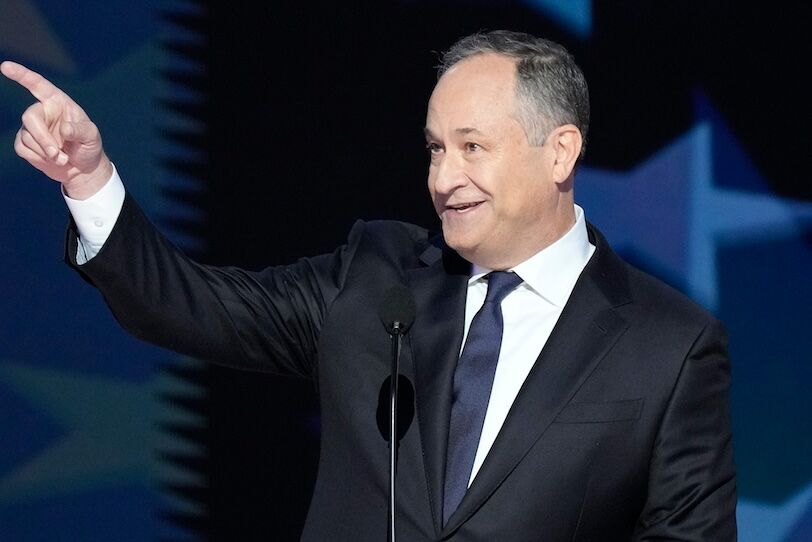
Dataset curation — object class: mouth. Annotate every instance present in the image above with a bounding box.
[444,201,484,214]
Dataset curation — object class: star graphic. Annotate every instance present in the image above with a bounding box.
[0,3,209,540]
[0,359,204,516]
[737,482,812,542]
[0,5,207,533]
[576,94,812,312]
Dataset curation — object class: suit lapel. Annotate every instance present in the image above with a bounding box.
[440,225,633,536]
[406,240,469,536]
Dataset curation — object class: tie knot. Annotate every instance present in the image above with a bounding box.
[484,271,523,305]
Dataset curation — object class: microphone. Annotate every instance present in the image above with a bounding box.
[379,284,416,335]
[378,285,416,542]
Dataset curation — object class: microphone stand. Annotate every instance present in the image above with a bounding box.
[379,284,415,542]
[388,320,405,542]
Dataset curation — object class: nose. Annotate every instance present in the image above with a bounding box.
[430,151,468,196]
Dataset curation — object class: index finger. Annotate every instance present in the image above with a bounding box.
[0,61,63,102]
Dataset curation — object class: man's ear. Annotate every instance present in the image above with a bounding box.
[549,124,582,184]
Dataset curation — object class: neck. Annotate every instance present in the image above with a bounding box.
[471,203,577,270]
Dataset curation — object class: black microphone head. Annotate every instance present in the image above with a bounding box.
[379,284,416,334]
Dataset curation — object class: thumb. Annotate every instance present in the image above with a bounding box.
[60,119,98,144]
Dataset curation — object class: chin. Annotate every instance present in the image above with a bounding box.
[441,230,480,263]
[443,229,470,251]
[444,233,510,269]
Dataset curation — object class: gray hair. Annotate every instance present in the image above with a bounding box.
[438,30,590,159]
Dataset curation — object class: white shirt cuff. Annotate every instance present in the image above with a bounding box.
[63,163,125,263]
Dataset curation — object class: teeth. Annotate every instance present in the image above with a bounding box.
[450,202,479,210]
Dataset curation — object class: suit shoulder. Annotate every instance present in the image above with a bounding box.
[347,219,432,252]
[588,224,719,331]
[342,219,435,270]
[622,261,721,331]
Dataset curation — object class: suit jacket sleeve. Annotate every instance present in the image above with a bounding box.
[65,192,359,377]
[634,318,737,541]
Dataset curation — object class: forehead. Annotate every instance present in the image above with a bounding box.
[426,53,519,129]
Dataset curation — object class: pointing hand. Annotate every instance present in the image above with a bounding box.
[1,61,113,199]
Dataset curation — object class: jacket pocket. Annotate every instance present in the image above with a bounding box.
[554,398,643,423]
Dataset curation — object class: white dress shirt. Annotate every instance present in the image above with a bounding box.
[63,165,125,264]
[463,206,595,485]
[63,170,596,488]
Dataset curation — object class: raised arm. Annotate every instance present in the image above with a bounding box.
[3,60,352,377]
[1,60,112,199]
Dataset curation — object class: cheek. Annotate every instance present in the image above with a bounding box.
[494,182,539,224]
[427,166,438,195]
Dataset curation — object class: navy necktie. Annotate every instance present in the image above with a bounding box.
[443,270,523,525]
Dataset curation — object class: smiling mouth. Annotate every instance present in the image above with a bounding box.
[446,201,484,213]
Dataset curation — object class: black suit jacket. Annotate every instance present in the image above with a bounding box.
[68,194,736,541]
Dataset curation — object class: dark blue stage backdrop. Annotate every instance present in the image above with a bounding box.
[0,1,809,541]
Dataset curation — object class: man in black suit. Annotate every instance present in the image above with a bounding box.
[3,30,736,540]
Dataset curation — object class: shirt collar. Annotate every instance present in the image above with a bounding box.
[469,205,594,307]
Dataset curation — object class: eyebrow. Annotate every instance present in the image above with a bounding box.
[423,126,486,139]
[455,127,484,136]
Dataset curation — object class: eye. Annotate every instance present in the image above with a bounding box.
[465,142,481,152]
[425,142,443,154]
